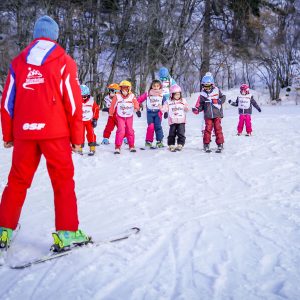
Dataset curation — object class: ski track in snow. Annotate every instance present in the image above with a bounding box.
[0,106,300,300]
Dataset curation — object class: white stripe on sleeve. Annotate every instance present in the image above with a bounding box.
[65,74,76,116]
[60,65,66,95]
[4,74,15,116]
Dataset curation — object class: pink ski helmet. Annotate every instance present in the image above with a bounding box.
[240,84,250,94]
[169,84,182,94]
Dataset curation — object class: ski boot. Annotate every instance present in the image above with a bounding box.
[78,147,83,155]
[156,141,164,148]
[88,146,95,156]
[114,148,121,154]
[237,133,242,136]
[0,227,13,249]
[204,144,211,153]
[245,133,252,137]
[216,144,223,153]
[77,143,84,155]
[129,147,136,153]
[176,144,183,151]
[145,141,152,148]
[50,229,92,252]
[101,138,109,145]
[169,145,176,152]
[123,137,128,144]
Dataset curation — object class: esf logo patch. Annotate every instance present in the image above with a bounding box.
[23,123,46,130]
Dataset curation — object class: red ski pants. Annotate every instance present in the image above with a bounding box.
[203,118,224,145]
[83,120,96,145]
[0,138,79,231]
[103,115,118,139]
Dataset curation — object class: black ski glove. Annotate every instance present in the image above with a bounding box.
[228,99,232,104]
[136,111,141,118]
[91,119,97,128]
[102,107,109,112]
[258,108,262,112]
[164,112,168,119]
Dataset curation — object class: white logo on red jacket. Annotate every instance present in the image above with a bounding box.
[23,123,46,130]
[22,68,45,90]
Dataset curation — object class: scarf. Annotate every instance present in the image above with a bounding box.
[148,89,163,97]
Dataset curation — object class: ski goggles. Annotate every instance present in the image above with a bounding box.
[82,95,90,100]
[108,89,118,93]
[160,77,169,81]
[202,84,213,89]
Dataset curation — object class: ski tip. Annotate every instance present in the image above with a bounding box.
[10,263,31,270]
[131,227,141,233]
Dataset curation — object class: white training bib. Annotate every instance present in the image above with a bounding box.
[116,94,134,117]
[201,87,221,109]
[82,98,94,121]
[238,95,251,110]
[168,101,185,119]
[162,80,170,96]
[104,95,112,108]
[146,95,163,110]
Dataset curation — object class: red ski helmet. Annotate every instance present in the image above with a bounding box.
[240,84,250,94]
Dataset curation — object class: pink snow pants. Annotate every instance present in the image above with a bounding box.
[237,114,252,134]
[115,115,135,148]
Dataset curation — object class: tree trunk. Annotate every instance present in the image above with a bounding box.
[201,0,211,78]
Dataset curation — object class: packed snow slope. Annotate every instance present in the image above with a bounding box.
[0,104,299,300]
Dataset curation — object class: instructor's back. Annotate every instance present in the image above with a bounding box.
[0,16,91,252]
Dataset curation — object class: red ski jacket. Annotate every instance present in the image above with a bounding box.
[1,38,83,145]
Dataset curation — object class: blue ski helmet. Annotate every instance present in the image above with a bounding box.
[159,67,169,79]
[201,74,214,85]
[80,84,90,96]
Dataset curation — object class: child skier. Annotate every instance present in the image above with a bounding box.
[162,84,189,152]
[200,72,215,137]
[229,84,261,136]
[138,80,166,148]
[158,67,177,101]
[101,83,120,145]
[192,73,226,153]
[109,80,141,154]
[80,85,99,156]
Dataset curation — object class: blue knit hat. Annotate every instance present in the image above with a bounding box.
[33,16,59,41]
[159,67,169,79]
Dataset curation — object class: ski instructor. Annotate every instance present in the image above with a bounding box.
[0,16,90,252]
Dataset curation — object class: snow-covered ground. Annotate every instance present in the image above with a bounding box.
[0,104,300,300]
